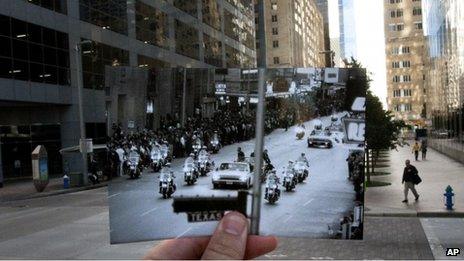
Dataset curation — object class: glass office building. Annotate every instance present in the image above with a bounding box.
[0,0,256,181]
[423,0,464,162]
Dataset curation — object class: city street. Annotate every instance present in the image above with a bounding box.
[109,115,359,243]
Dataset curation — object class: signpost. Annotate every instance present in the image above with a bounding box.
[32,145,49,192]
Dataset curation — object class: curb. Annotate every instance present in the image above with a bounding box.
[0,182,108,203]
[365,212,464,218]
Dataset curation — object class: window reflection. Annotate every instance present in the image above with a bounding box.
[175,20,199,60]
[202,0,221,30]
[135,1,169,50]
[225,45,241,67]
[25,0,67,14]
[0,15,70,85]
[174,0,198,18]
[81,40,129,90]
[79,0,128,35]
[203,33,222,67]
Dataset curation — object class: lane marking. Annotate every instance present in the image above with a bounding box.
[107,193,121,199]
[140,207,158,217]
[176,227,192,238]
[303,198,314,206]
[284,215,292,223]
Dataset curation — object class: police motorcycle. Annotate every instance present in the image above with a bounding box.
[209,132,221,154]
[127,150,142,179]
[160,143,170,163]
[159,165,176,199]
[192,138,203,159]
[150,146,164,172]
[282,164,297,192]
[197,148,213,176]
[183,158,198,185]
[264,171,281,204]
[293,159,309,183]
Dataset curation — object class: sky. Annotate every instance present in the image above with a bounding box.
[328,0,388,109]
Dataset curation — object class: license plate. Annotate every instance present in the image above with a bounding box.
[226,181,233,185]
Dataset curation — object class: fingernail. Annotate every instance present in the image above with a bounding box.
[222,213,246,236]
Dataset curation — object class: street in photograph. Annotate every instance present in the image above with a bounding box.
[107,67,365,243]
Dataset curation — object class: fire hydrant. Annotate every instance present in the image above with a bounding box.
[444,185,455,210]
[63,175,70,189]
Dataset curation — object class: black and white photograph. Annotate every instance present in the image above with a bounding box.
[107,67,366,243]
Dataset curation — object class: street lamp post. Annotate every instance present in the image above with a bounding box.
[319,50,335,67]
[75,40,92,186]
[250,68,266,235]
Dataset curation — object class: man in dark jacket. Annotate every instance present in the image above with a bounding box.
[402,159,420,203]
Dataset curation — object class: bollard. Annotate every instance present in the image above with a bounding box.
[63,174,70,189]
[444,185,455,210]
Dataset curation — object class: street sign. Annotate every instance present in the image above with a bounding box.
[172,191,248,223]
[187,211,224,222]
[343,118,365,144]
[215,83,226,94]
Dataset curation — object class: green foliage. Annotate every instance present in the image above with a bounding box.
[366,90,406,151]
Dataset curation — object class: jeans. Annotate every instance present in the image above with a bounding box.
[404,181,419,200]
[414,151,419,161]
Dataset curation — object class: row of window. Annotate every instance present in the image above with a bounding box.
[392,60,411,68]
[81,39,129,90]
[0,15,70,85]
[388,0,421,4]
[79,0,128,35]
[391,46,411,55]
[389,8,421,18]
[393,104,412,112]
[25,0,67,14]
[393,75,412,83]
[388,22,422,31]
[393,89,412,97]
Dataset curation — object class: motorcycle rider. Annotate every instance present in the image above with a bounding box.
[159,163,176,193]
[265,170,281,198]
[237,147,245,162]
[297,153,309,167]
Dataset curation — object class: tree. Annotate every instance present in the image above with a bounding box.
[345,58,406,183]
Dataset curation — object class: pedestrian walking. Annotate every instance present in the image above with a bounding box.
[412,141,421,161]
[421,139,428,160]
[402,160,420,203]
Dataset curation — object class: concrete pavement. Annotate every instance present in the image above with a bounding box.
[366,142,464,216]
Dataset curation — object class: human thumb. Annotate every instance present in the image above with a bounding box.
[202,212,248,259]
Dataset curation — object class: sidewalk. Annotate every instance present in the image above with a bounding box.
[0,177,109,202]
[366,142,464,216]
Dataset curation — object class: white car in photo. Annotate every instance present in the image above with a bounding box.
[211,162,253,189]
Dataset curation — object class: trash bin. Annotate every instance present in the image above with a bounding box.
[69,172,84,187]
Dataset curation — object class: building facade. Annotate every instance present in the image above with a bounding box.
[384,0,427,125]
[0,0,256,182]
[254,0,326,68]
[338,0,357,62]
[423,0,464,162]
[316,0,333,67]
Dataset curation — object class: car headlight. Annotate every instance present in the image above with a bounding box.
[212,174,219,181]
[240,176,247,182]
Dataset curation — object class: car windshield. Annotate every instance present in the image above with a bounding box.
[220,163,248,171]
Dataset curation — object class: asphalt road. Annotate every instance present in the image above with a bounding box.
[109,115,360,243]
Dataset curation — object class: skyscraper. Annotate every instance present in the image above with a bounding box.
[254,0,326,68]
[422,0,464,162]
[384,0,426,125]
